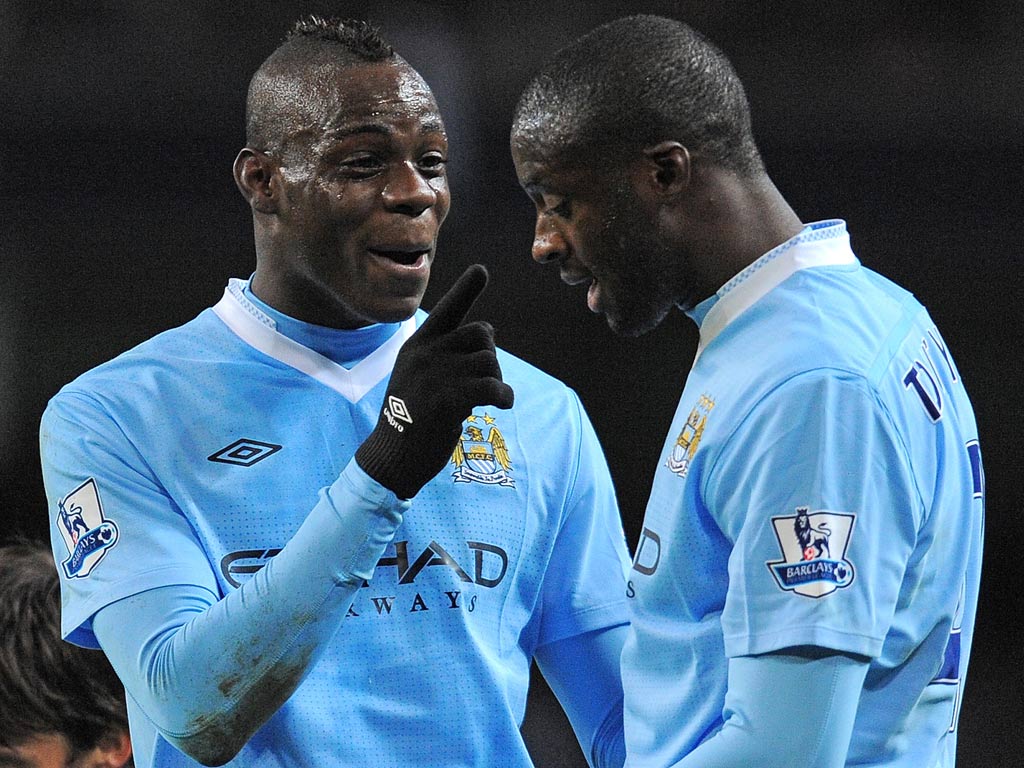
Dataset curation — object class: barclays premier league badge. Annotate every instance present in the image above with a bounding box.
[766,507,855,598]
[56,478,119,579]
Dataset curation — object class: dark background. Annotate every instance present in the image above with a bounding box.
[2,1,1021,765]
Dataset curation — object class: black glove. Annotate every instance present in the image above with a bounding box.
[356,264,515,499]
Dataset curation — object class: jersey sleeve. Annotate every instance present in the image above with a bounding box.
[534,392,631,648]
[534,625,628,768]
[41,390,221,648]
[673,650,868,767]
[89,459,408,764]
[710,371,921,659]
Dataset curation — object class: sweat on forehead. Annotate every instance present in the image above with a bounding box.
[511,97,627,168]
[245,36,422,152]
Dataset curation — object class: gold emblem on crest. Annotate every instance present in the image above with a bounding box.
[451,414,515,488]
[666,394,714,478]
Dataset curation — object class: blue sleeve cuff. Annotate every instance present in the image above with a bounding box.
[325,459,411,584]
[724,625,883,660]
[333,458,414,511]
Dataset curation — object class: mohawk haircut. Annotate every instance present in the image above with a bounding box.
[246,16,397,152]
[513,15,765,176]
[286,15,393,59]
[0,541,129,756]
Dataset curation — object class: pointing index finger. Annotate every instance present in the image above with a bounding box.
[418,264,490,337]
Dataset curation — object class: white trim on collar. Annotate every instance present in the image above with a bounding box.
[695,221,857,363]
[211,278,415,402]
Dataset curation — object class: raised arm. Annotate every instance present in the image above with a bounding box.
[46,266,513,765]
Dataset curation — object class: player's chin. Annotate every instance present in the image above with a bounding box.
[360,298,419,325]
[366,269,431,320]
[605,303,665,338]
[368,286,429,324]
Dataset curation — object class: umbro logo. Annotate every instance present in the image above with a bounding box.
[208,438,282,467]
[384,395,412,432]
[388,395,412,423]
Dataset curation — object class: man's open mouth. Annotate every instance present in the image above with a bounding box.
[368,247,430,266]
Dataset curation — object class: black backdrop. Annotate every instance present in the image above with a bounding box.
[3,1,1021,765]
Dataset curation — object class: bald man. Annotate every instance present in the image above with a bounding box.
[41,17,630,768]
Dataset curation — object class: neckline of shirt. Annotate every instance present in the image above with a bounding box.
[240,280,400,368]
[690,219,857,362]
[211,278,416,402]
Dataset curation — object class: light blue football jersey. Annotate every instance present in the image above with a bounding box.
[42,278,631,768]
[621,221,983,767]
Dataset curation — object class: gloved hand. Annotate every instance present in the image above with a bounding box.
[356,264,515,499]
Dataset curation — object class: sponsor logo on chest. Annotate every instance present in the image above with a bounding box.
[222,537,510,617]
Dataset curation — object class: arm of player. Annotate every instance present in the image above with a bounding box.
[87,265,513,764]
[92,459,405,766]
[668,647,868,768]
[535,624,629,768]
[530,391,632,768]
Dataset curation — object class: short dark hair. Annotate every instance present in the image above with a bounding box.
[513,14,764,176]
[246,16,397,152]
[0,541,129,756]
[285,15,393,58]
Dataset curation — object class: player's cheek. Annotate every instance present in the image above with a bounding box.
[432,179,451,225]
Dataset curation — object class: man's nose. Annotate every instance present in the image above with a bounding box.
[382,162,438,215]
[531,217,567,265]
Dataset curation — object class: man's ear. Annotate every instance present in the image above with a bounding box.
[86,729,133,768]
[641,141,691,196]
[233,148,280,214]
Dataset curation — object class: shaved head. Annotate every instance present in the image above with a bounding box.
[512,14,764,176]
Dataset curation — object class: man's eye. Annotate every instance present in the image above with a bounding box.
[538,193,571,218]
[340,155,384,176]
[419,154,448,172]
[547,200,571,218]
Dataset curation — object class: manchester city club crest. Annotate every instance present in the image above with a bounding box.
[666,393,714,478]
[766,507,856,598]
[451,413,515,488]
[55,478,119,579]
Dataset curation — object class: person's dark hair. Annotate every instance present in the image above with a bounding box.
[246,16,397,152]
[285,15,393,58]
[513,14,764,176]
[0,541,129,756]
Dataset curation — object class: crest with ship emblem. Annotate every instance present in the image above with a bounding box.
[666,394,714,478]
[451,413,515,488]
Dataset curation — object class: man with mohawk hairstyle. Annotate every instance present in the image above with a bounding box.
[42,16,630,768]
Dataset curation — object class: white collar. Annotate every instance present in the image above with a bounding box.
[212,278,415,402]
[695,220,857,362]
